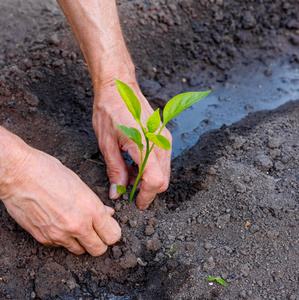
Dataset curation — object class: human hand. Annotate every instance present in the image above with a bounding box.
[58,0,171,209]
[0,138,121,256]
[92,77,172,210]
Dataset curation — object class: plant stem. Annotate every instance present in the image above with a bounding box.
[129,124,166,201]
[140,149,143,166]
[129,138,150,201]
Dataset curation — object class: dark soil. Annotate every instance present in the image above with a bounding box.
[0,0,298,299]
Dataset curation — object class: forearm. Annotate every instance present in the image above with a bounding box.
[0,127,30,200]
[56,0,135,90]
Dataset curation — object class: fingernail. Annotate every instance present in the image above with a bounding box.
[109,183,119,200]
[105,205,115,216]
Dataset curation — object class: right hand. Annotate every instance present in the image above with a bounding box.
[92,78,172,210]
[0,142,121,256]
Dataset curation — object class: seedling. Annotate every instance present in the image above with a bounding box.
[206,276,228,286]
[165,244,175,258]
[114,78,210,201]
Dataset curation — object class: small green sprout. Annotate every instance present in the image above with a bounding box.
[206,276,228,286]
[114,78,210,201]
[165,244,175,258]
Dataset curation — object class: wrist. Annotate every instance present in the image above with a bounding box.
[57,0,136,90]
[93,74,154,112]
[92,76,154,129]
[0,127,31,201]
[91,56,136,92]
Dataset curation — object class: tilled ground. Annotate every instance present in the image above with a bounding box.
[0,0,298,299]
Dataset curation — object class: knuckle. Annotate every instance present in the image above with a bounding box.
[159,180,169,193]
[143,174,165,191]
[66,219,89,236]
[48,231,65,244]
[105,162,126,180]
[65,222,80,234]
[95,208,107,228]
[35,235,50,245]
[152,174,165,189]
[107,166,123,178]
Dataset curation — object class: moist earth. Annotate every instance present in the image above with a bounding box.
[0,0,298,299]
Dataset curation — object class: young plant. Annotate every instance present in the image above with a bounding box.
[165,244,175,258]
[206,276,228,286]
[114,78,210,201]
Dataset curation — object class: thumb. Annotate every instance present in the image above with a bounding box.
[101,141,128,200]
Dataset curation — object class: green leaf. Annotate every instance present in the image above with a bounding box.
[114,78,141,122]
[116,185,126,195]
[146,133,171,150]
[163,91,211,125]
[146,108,161,133]
[115,124,144,151]
[215,277,228,286]
[206,276,216,282]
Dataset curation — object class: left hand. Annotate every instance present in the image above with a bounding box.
[0,131,121,256]
[92,77,172,210]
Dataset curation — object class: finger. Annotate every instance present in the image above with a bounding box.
[35,224,87,255]
[93,209,121,246]
[66,241,86,255]
[77,229,108,257]
[31,224,87,255]
[164,154,171,188]
[100,137,128,200]
[155,146,171,187]
[136,153,167,210]
[56,238,86,255]
[104,205,115,216]
[160,129,172,182]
